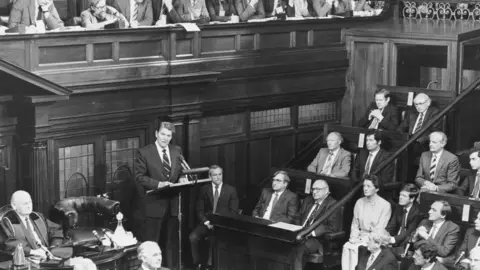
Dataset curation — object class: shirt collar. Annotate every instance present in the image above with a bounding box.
[155,141,169,153]
[275,190,285,197]
[421,262,435,270]
[404,204,413,213]
[432,149,443,159]
[329,148,340,156]
[369,147,380,156]
[371,249,382,260]
[141,264,156,270]
[213,182,222,190]
[433,219,445,229]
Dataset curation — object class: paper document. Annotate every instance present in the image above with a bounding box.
[247,17,277,23]
[269,222,303,231]
[177,23,201,32]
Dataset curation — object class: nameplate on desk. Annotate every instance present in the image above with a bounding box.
[269,222,302,231]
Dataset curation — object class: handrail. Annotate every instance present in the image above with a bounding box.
[296,77,480,241]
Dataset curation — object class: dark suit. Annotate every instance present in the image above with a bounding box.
[1,211,63,256]
[8,0,63,30]
[385,203,422,256]
[457,171,479,197]
[252,188,298,224]
[407,262,447,270]
[293,196,338,270]
[189,183,238,265]
[456,227,480,262]
[307,147,352,178]
[416,219,460,261]
[415,150,460,193]
[235,0,265,21]
[151,0,184,24]
[206,0,236,21]
[355,247,398,270]
[262,0,288,16]
[290,0,330,17]
[358,103,399,131]
[112,0,154,25]
[352,148,394,184]
[397,106,442,145]
[134,143,183,268]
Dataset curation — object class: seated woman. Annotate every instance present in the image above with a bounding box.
[206,0,237,22]
[342,175,392,270]
[81,0,129,29]
[291,0,330,17]
[8,0,63,31]
[235,0,265,22]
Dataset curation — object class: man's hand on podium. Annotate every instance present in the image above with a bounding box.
[30,248,48,261]
[204,220,213,229]
[157,182,171,189]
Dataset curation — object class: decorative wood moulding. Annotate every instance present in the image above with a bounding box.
[0,145,8,170]
[402,1,480,20]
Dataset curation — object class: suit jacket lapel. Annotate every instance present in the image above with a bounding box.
[124,0,131,21]
[368,249,385,270]
[331,149,342,168]
[407,204,418,224]
[301,201,314,225]
[151,144,165,177]
[29,1,36,26]
[318,149,328,170]
[434,152,445,181]
[371,149,383,171]
[273,191,287,211]
[433,222,448,242]
[207,185,214,205]
[264,191,273,215]
[169,146,178,181]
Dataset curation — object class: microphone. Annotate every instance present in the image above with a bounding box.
[454,252,465,265]
[402,231,418,258]
[179,155,192,170]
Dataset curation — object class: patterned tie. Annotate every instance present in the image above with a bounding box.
[366,253,376,269]
[471,173,480,198]
[304,203,321,227]
[321,151,334,175]
[26,218,42,248]
[132,3,138,21]
[413,113,424,134]
[162,149,171,179]
[398,208,408,235]
[213,185,219,213]
[364,153,373,175]
[429,154,437,180]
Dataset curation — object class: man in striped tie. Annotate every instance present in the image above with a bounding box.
[135,119,188,269]
[415,131,460,193]
[457,149,480,198]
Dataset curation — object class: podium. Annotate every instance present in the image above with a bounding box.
[209,213,300,270]
[147,169,211,270]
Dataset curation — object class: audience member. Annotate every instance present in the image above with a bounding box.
[291,0,330,17]
[358,88,398,131]
[457,149,480,198]
[409,240,447,270]
[137,241,163,270]
[415,131,460,193]
[454,212,480,268]
[352,129,393,184]
[293,180,338,270]
[154,0,183,25]
[8,0,63,31]
[307,131,351,178]
[355,229,398,270]
[206,0,237,21]
[262,0,289,17]
[252,170,299,223]
[386,184,422,258]
[189,165,238,270]
[81,0,129,29]
[342,175,392,270]
[167,0,210,23]
[112,0,154,27]
[470,247,480,270]
[235,0,265,21]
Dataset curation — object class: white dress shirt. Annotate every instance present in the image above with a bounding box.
[263,190,284,219]
[155,141,171,165]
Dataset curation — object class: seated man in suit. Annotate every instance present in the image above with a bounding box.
[8,0,63,31]
[235,0,265,21]
[402,201,459,269]
[290,0,330,17]
[111,0,153,27]
[81,0,129,29]
[358,88,399,131]
[386,184,422,258]
[155,0,209,24]
[415,131,460,193]
[189,165,238,270]
[252,170,298,224]
[355,229,397,270]
[409,240,448,270]
[470,247,480,270]
[307,131,351,178]
[455,212,480,268]
[457,149,480,198]
[137,241,163,270]
[1,190,63,260]
[352,129,393,184]
[293,179,338,270]
[206,0,237,21]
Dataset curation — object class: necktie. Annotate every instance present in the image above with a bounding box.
[366,253,376,269]
[271,192,279,209]
[413,113,424,134]
[428,224,438,240]
[321,151,334,175]
[364,153,373,175]
[26,218,42,248]
[162,149,171,179]
[472,173,480,198]
[398,208,408,235]
[304,203,320,227]
[213,185,219,213]
[429,154,437,180]
[132,3,138,22]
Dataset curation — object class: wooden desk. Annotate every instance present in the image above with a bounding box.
[210,213,299,270]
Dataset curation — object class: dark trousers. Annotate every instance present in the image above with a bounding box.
[189,223,212,265]
[293,238,322,270]
[145,214,179,269]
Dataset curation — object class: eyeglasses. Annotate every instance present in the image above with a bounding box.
[312,187,327,192]
[414,101,427,106]
[272,178,284,183]
[92,5,106,10]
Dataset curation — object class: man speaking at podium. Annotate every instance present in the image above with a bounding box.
[135,119,188,269]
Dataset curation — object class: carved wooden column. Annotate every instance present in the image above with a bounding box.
[31,141,50,214]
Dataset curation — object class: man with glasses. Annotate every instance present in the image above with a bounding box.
[409,240,447,270]
[8,0,64,31]
[81,0,129,29]
[293,180,338,270]
[252,170,298,224]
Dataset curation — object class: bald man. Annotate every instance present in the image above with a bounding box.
[415,132,459,193]
[307,132,351,178]
[293,180,339,270]
[0,190,63,260]
[137,241,167,270]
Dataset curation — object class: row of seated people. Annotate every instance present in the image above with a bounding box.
[5,0,382,33]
